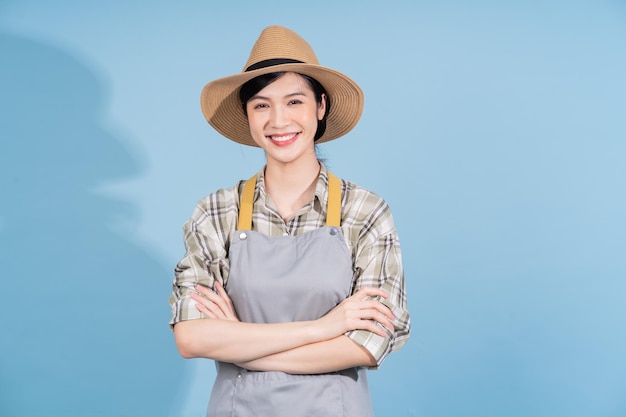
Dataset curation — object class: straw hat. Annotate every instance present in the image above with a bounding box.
[200,26,364,146]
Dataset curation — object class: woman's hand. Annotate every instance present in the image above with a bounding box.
[315,287,395,339]
[191,281,240,321]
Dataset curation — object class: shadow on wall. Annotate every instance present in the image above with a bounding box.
[0,32,182,416]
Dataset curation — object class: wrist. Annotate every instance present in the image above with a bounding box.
[303,320,326,344]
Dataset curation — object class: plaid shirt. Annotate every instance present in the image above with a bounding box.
[169,163,410,367]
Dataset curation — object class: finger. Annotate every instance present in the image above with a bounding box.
[190,291,205,304]
[352,287,389,301]
[354,310,394,332]
[191,291,223,316]
[335,297,395,329]
[195,284,210,295]
[348,301,395,331]
[194,284,239,321]
[195,284,217,298]
[214,282,236,312]
[362,299,395,322]
[357,319,389,338]
[342,297,394,323]
[372,311,395,331]
[353,306,394,330]
[215,286,237,320]
[198,284,235,318]
[372,321,392,338]
[195,284,227,306]
[193,293,232,319]
[194,300,217,318]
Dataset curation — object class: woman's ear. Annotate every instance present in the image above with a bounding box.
[317,94,327,121]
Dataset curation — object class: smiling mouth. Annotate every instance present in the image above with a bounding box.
[267,132,300,144]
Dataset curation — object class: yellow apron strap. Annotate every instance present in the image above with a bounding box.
[238,171,342,230]
[326,171,342,227]
[237,175,257,231]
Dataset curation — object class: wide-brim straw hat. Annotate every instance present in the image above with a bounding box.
[200,25,364,146]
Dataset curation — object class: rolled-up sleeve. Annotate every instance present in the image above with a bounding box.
[168,202,231,329]
[346,199,410,368]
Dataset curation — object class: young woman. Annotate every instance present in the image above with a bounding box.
[169,26,410,417]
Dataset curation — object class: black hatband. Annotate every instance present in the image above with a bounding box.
[245,58,304,72]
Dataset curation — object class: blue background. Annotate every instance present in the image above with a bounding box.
[1,1,625,416]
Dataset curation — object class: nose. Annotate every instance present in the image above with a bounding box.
[269,104,288,128]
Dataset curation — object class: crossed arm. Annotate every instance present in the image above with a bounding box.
[173,282,394,374]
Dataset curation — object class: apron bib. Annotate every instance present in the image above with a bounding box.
[206,172,374,417]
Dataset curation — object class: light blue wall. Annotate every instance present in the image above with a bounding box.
[1,1,625,416]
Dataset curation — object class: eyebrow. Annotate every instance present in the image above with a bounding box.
[249,91,308,101]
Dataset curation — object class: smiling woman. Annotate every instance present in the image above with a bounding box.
[168,25,410,417]
[243,73,326,174]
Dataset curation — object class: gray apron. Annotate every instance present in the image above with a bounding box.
[206,172,374,417]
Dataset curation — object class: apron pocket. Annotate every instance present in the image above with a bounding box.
[232,371,343,417]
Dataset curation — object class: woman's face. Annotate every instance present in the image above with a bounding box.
[246,72,326,167]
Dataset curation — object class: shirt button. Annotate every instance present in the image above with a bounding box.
[237,373,242,378]
[239,232,247,240]
[330,228,337,236]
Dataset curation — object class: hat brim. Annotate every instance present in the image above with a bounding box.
[200,63,364,147]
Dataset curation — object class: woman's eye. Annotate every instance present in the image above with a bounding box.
[253,103,268,109]
[288,99,302,105]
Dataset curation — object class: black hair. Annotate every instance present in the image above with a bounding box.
[238,72,331,141]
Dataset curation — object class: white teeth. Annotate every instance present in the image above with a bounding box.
[269,133,297,142]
